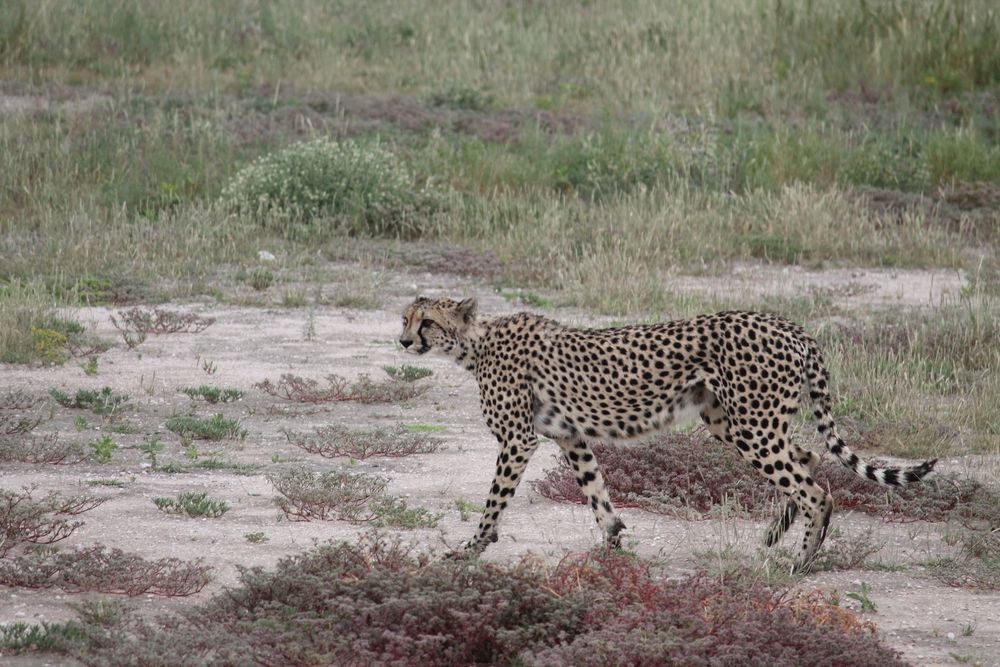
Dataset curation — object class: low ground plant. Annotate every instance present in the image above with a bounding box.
[181,385,243,404]
[531,431,999,525]
[382,364,433,382]
[0,545,212,597]
[165,413,247,441]
[0,620,85,656]
[50,387,130,416]
[153,492,229,518]
[256,373,426,404]
[268,467,438,527]
[88,435,118,463]
[60,534,905,666]
[0,487,107,557]
[281,425,441,459]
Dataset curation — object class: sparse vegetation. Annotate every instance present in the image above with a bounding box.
[153,492,230,518]
[60,535,905,666]
[245,531,268,544]
[165,413,247,441]
[256,373,427,404]
[282,425,441,459]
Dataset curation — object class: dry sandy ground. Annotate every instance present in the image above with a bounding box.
[1,263,998,667]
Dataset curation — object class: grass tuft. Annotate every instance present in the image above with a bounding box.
[181,385,243,404]
[165,413,247,441]
[153,492,229,518]
[50,387,130,416]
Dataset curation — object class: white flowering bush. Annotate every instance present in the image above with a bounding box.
[221,138,433,235]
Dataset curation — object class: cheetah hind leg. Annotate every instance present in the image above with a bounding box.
[763,448,821,548]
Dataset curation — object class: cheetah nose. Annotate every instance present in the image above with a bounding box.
[400,339,413,348]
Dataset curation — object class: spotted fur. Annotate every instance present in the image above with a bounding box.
[399,297,936,571]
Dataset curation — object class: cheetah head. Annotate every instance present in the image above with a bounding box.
[399,297,478,355]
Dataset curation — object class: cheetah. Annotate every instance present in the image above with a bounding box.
[398,297,936,571]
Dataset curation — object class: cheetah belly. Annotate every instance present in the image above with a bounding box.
[530,379,707,442]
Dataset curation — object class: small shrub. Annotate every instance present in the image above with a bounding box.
[0,435,87,465]
[256,373,426,404]
[428,85,494,110]
[220,137,435,236]
[153,492,229,518]
[110,308,214,335]
[845,582,877,613]
[80,356,99,376]
[0,545,212,597]
[382,364,433,382]
[282,425,441,459]
[245,531,268,544]
[181,385,243,404]
[0,487,107,557]
[268,467,436,526]
[165,413,247,441]
[88,435,118,464]
[50,387,130,416]
[31,327,69,365]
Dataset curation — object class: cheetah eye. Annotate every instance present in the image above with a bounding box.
[421,319,435,329]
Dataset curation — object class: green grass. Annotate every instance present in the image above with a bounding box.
[1,0,999,458]
[165,413,247,441]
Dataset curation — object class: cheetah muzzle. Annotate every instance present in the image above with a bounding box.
[398,296,937,572]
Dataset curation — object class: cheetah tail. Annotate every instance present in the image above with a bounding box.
[803,343,937,487]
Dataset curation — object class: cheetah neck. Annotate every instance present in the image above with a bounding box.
[443,315,491,372]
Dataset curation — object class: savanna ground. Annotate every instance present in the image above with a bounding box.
[1,1,1000,665]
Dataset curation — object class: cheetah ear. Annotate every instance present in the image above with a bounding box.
[455,298,478,325]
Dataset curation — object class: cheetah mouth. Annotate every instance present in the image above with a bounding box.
[416,345,431,354]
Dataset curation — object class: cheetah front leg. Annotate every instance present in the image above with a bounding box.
[453,384,539,557]
[557,436,626,548]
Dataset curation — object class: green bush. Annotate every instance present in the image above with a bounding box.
[220,137,433,235]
